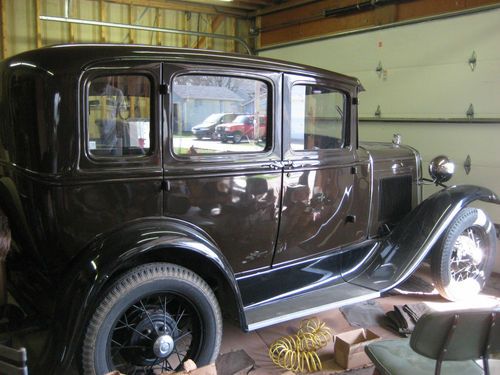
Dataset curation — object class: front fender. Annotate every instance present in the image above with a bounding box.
[342,185,499,291]
[37,217,243,374]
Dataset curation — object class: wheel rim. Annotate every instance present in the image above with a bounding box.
[450,226,488,284]
[107,293,203,374]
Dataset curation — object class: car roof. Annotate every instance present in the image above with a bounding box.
[2,44,360,87]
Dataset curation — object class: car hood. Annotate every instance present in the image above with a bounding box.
[193,122,216,129]
[359,141,419,160]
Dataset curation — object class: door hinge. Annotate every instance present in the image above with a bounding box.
[352,97,359,105]
[159,84,168,95]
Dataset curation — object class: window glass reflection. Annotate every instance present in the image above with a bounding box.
[88,75,151,157]
[291,85,345,151]
[172,75,270,156]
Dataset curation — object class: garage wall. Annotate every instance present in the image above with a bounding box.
[1,0,251,58]
[260,8,500,273]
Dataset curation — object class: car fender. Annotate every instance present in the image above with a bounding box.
[342,185,499,291]
[37,216,243,374]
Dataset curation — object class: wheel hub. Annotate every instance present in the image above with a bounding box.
[126,310,180,365]
[456,234,483,265]
[153,334,175,358]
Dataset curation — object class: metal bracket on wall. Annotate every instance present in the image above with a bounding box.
[375,105,381,117]
[468,51,477,71]
[466,104,474,119]
[464,155,472,175]
[376,61,383,78]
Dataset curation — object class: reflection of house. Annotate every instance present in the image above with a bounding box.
[242,92,267,116]
[172,85,244,132]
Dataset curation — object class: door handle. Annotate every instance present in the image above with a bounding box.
[261,161,283,170]
[284,160,304,169]
[261,160,302,170]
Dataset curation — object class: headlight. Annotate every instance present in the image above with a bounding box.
[429,155,455,183]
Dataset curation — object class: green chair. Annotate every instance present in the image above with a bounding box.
[365,308,499,375]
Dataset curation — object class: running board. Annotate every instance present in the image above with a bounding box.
[244,283,380,331]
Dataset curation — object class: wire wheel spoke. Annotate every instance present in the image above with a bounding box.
[174,329,193,344]
[108,291,201,374]
[451,226,486,282]
[115,314,154,342]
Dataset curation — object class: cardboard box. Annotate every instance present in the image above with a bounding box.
[333,328,380,369]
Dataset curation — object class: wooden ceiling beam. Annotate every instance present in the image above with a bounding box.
[254,0,319,16]
[0,0,7,59]
[258,0,500,48]
[178,0,267,11]
[98,0,250,18]
[35,0,42,47]
[192,14,225,48]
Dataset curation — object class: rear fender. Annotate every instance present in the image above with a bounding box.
[37,217,243,374]
[342,185,499,291]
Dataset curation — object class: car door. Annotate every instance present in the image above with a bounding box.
[273,74,371,265]
[162,63,283,274]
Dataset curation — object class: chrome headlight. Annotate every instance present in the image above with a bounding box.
[429,155,455,183]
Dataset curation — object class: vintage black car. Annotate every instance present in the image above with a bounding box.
[0,44,497,375]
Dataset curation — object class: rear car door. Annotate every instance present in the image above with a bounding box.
[273,74,371,265]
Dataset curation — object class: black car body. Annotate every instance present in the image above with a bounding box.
[0,45,497,374]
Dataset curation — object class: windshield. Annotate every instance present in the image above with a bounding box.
[202,113,223,124]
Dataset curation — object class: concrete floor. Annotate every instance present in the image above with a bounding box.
[219,270,500,374]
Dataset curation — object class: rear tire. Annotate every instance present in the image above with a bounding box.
[82,263,222,375]
[431,208,496,301]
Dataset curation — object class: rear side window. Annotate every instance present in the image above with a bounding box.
[290,85,345,151]
[171,74,270,156]
[87,75,151,157]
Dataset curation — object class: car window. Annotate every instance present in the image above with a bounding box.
[290,85,345,151]
[171,75,270,156]
[87,75,151,158]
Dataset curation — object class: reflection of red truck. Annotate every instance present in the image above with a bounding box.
[215,115,266,143]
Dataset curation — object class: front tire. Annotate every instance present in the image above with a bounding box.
[232,131,243,144]
[431,208,497,301]
[82,263,222,375]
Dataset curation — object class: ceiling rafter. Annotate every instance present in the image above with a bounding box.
[192,14,225,48]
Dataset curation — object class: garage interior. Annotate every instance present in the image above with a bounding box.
[1,0,500,374]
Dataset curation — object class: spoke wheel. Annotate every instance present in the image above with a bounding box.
[431,208,496,301]
[449,227,484,283]
[83,263,222,375]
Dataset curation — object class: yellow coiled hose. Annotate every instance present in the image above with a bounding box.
[269,318,333,373]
